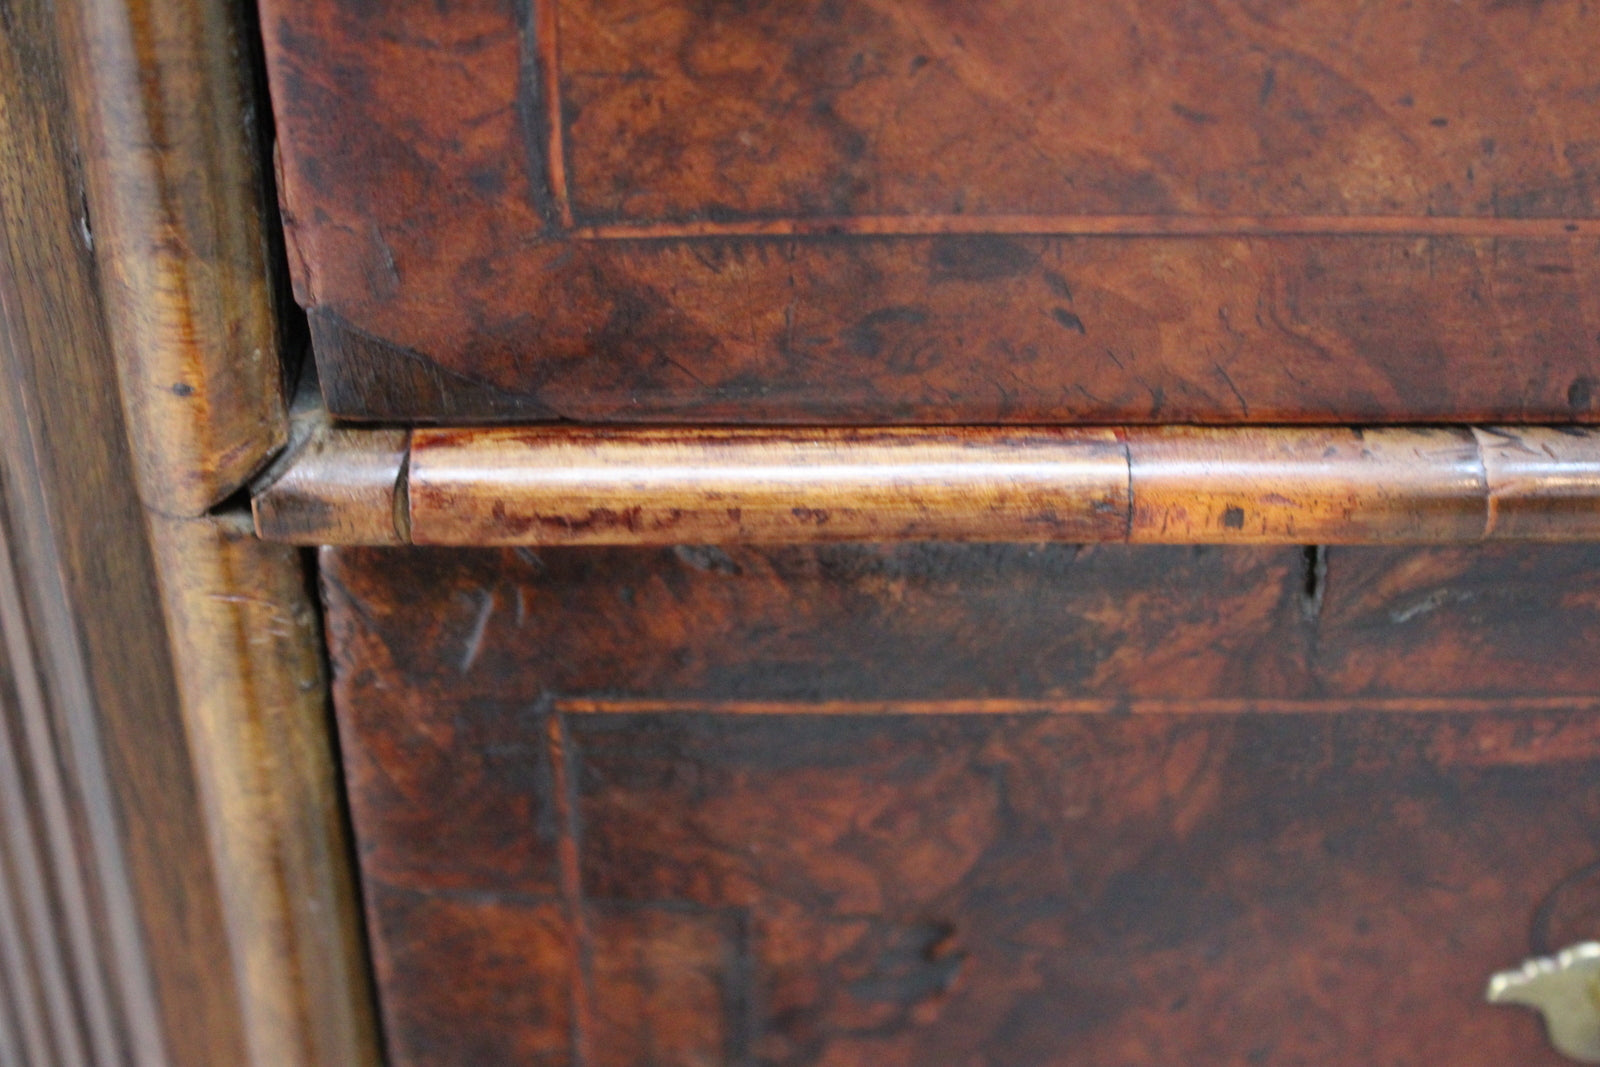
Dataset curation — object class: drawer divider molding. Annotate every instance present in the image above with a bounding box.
[252,422,1600,546]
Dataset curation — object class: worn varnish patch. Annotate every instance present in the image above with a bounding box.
[261,0,1600,423]
[322,544,1600,1066]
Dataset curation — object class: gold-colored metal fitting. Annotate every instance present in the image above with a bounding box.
[1487,942,1600,1063]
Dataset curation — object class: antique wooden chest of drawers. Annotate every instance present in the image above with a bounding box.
[7,0,1600,1065]
[254,0,1600,1061]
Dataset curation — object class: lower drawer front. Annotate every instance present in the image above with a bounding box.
[321,544,1600,1066]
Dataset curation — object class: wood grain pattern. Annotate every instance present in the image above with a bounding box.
[320,543,1600,709]
[570,712,1590,1067]
[319,542,1600,1066]
[299,227,1600,429]
[407,426,1129,546]
[362,711,1600,1067]
[256,423,1600,545]
[150,514,380,1067]
[1311,544,1600,701]
[4,0,383,1061]
[557,0,1600,224]
[321,545,1308,712]
[55,0,287,514]
[0,1,246,1059]
[259,0,1600,424]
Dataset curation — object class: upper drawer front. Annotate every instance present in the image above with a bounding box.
[262,0,1600,423]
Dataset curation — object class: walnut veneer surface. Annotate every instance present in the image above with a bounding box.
[265,4,1600,1064]
[260,0,1600,424]
[322,542,1600,1066]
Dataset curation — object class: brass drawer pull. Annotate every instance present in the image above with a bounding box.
[1488,943,1600,1063]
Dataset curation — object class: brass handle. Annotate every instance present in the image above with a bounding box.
[1488,943,1600,1063]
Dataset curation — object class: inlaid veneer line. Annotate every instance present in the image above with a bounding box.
[575,214,1597,241]
[252,423,1600,546]
[553,696,1600,717]
[544,711,595,1066]
[526,0,573,229]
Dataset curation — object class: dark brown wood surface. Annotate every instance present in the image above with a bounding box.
[0,0,245,1059]
[1,0,383,1061]
[260,0,1600,424]
[322,542,1600,1066]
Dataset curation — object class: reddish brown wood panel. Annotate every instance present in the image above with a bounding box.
[559,0,1600,222]
[261,0,1600,424]
[1316,545,1600,699]
[322,543,1600,1066]
[355,708,1600,1067]
[321,543,1600,708]
[570,712,1595,1067]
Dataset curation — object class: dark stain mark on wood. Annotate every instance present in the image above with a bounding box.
[1569,376,1595,410]
[928,235,1037,282]
[1051,307,1086,334]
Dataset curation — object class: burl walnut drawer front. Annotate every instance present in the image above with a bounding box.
[323,542,1600,1066]
[261,0,1600,424]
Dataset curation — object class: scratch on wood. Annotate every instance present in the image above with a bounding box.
[458,589,495,673]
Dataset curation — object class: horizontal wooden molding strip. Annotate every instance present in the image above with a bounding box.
[252,424,1600,546]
